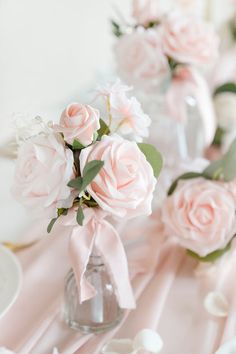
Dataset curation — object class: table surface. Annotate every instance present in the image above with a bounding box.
[0,204,235,354]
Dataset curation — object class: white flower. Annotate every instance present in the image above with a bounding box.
[102,329,163,354]
[204,292,229,318]
[14,113,52,144]
[215,337,236,354]
[53,348,59,354]
[109,94,151,142]
[96,79,132,99]
[214,93,236,131]
[96,79,151,142]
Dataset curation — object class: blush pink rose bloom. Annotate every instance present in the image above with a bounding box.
[12,133,75,218]
[54,103,100,146]
[115,28,168,89]
[80,134,156,219]
[132,0,162,26]
[162,12,219,65]
[161,178,236,257]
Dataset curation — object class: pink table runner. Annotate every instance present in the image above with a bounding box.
[0,216,236,354]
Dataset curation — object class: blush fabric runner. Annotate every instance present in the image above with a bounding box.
[0,215,236,354]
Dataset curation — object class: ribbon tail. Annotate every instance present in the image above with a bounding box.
[190,69,216,147]
[95,220,136,309]
[69,226,96,303]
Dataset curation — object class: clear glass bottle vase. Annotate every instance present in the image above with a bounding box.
[63,252,124,334]
[135,86,205,166]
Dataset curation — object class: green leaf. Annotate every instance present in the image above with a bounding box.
[168,57,179,72]
[47,218,58,233]
[58,208,68,217]
[111,20,123,37]
[72,139,85,150]
[82,160,104,190]
[167,172,203,196]
[203,138,236,182]
[97,118,110,140]
[76,205,84,226]
[47,208,68,233]
[214,82,236,96]
[187,242,232,263]
[212,126,225,146]
[67,176,83,190]
[137,143,163,178]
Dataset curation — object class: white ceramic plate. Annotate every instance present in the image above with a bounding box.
[0,245,22,319]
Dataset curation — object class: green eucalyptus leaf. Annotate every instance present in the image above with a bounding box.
[82,160,104,190]
[214,82,236,96]
[76,205,84,226]
[212,126,225,147]
[137,143,163,178]
[97,119,110,140]
[67,177,83,190]
[187,242,232,263]
[111,20,123,37]
[72,139,85,150]
[203,138,236,181]
[47,217,58,233]
[47,208,68,233]
[58,208,68,217]
[167,172,203,196]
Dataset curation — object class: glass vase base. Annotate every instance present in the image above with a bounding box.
[64,312,124,334]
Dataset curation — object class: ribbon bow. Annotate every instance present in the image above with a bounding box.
[66,208,136,309]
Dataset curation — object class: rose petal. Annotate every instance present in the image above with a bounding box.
[215,337,236,354]
[102,339,133,354]
[133,329,163,353]
[204,291,229,317]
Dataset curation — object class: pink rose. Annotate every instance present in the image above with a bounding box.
[80,134,156,219]
[12,133,75,217]
[54,103,100,146]
[162,12,219,65]
[115,28,168,89]
[161,178,236,257]
[132,0,162,26]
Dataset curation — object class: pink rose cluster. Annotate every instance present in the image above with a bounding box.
[115,5,219,88]
[161,178,236,257]
[12,80,159,226]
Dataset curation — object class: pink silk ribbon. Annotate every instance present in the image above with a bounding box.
[166,66,216,147]
[68,209,136,309]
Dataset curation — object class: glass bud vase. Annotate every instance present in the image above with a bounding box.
[134,85,205,166]
[63,252,124,334]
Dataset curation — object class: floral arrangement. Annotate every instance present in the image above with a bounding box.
[12,80,162,308]
[160,139,236,262]
[112,2,219,90]
[112,1,219,151]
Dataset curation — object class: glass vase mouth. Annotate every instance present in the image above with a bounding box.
[88,253,104,266]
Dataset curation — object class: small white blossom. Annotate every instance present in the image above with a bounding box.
[204,291,229,318]
[102,329,163,354]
